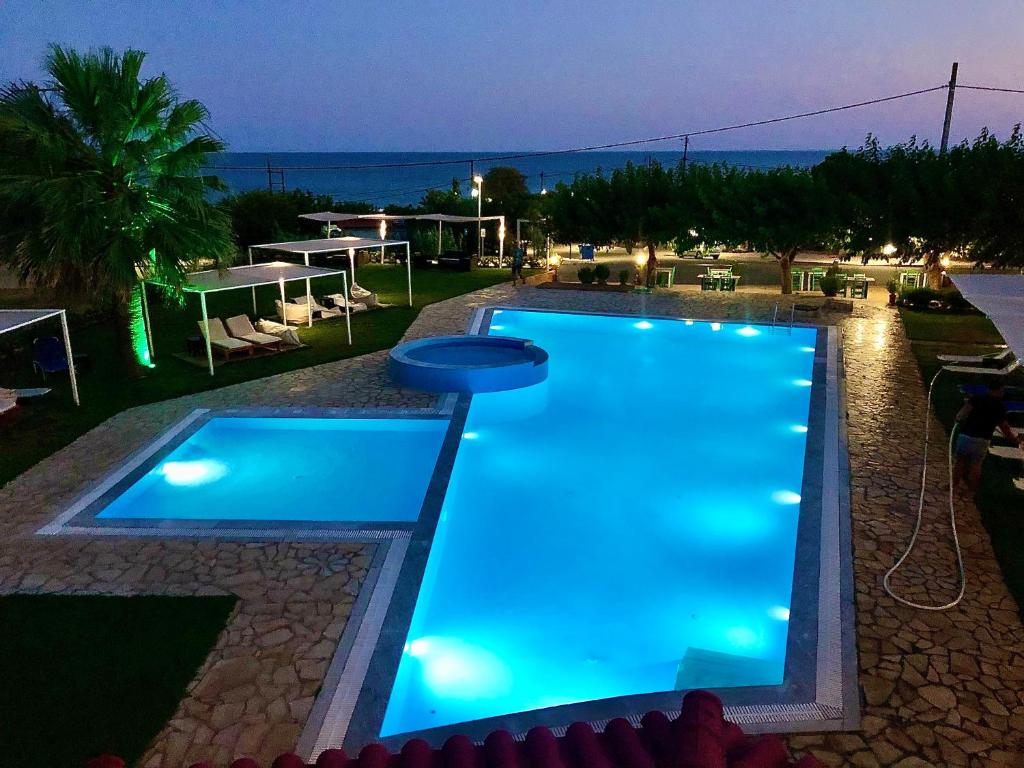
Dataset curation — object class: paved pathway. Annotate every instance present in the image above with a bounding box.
[0,282,1021,767]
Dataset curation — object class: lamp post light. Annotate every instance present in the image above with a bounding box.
[379,219,387,264]
[472,174,484,259]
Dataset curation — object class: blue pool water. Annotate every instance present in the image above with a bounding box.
[380,311,818,736]
[97,417,447,522]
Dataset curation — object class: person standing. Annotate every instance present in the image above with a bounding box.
[953,381,1023,493]
[512,241,525,286]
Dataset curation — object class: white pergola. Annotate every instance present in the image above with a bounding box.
[300,211,508,264]
[145,262,350,377]
[412,213,507,263]
[0,309,79,404]
[250,236,412,306]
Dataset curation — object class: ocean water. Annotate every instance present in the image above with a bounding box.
[380,309,818,736]
[206,150,829,205]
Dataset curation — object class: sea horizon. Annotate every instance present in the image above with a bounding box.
[206,149,833,205]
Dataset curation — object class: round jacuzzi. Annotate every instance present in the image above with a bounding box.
[389,335,549,393]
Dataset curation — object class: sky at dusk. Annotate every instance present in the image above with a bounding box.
[1,1,1021,153]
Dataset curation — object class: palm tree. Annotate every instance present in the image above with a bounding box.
[0,45,234,373]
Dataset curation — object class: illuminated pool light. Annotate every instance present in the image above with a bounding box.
[489,325,505,331]
[684,319,694,326]
[772,490,802,505]
[799,346,815,353]
[462,431,479,440]
[794,379,813,387]
[737,326,760,337]
[710,322,722,332]
[768,606,791,621]
[159,459,227,487]
[633,320,653,330]
[790,425,808,434]
[406,636,511,700]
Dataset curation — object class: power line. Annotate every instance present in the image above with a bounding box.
[958,84,1024,95]
[205,84,949,171]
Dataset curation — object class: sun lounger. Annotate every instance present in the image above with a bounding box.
[224,315,283,351]
[989,445,1023,460]
[323,293,368,312]
[197,319,254,359]
[942,359,1020,376]
[959,384,1023,398]
[938,347,1010,364]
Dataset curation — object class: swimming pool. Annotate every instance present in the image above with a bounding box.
[378,310,820,737]
[95,417,448,523]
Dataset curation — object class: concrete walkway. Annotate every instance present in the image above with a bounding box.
[0,282,1021,767]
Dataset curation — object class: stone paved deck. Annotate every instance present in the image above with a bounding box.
[1,282,1022,767]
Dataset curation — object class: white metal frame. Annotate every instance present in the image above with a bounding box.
[251,238,413,308]
[0,309,80,405]
[146,263,350,377]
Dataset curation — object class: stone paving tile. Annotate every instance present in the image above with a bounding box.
[1,281,1022,767]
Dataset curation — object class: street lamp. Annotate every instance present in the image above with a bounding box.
[472,174,484,259]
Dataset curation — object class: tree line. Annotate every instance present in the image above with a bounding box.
[542,129,1024,291]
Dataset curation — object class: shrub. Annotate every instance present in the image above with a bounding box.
[577,267,595,284]
[885,277,899,294]
[900,287,942,310]
[940,288,972,311]
[594,264,610,284]
[619,268,632,285]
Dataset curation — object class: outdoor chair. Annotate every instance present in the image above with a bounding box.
[197,319,255,360]
[940,347,1011,365]
[790,269,804,292]
[808,269,826,292]
[224,315,284,352]
[32,336,69,380]
[323,294,368,312]
[700,275,716,291]
[719,276,738,292]
[849,278,868,299]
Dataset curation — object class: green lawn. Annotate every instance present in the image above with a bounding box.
[0,594,236,768]
[0,266,522,486]
[900,308,1024,613]
[899,307,1002,345]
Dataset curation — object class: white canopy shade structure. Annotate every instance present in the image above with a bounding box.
[949,274,1024,362]
[251,236,412,306]
[412,213,507,263]
[145,262,350,376]
[301,211,508,263]
[0,309,79,404]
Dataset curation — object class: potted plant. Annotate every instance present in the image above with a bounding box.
[819,270,840,298]
[577,266,595,285]
[618,268,632,286]
[885,277,899,306]
[594,263,610,285]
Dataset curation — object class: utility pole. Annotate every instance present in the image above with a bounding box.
[266,156,273,192]
[681,135,689,172]
[940,62,958,154]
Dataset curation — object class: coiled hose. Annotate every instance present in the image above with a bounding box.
[882,367,967,611]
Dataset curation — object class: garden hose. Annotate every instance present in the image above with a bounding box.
[882,368,967,611]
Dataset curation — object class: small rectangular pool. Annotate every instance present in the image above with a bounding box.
[379,310,821,737]
[95,417,448,523]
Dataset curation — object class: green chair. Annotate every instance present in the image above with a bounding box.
[791,269,804,292]
[808,269,826,292]
[719,276,737,292]
[900,271,922,289]
[849,278,868,299]
[700,275,716,291]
